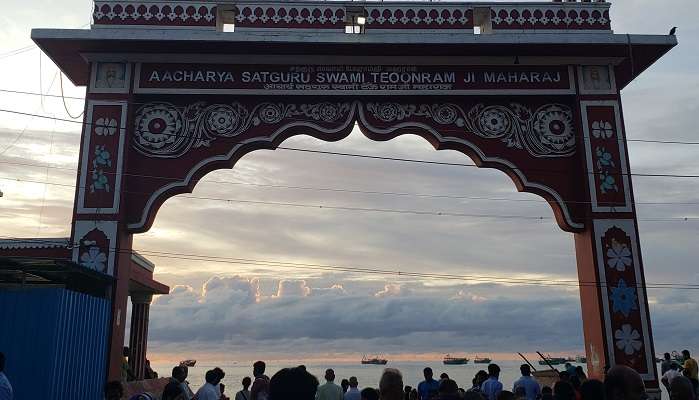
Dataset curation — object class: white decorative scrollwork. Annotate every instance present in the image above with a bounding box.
[365,102,575,158]
[133,101,352,158]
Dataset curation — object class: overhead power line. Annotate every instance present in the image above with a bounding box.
[2,174,699,208]
[0,175,696,222]
[3,236,699,290]
[1,97,699,146]
[1,108,699,180]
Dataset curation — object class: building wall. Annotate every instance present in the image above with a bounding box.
[0,287,111,399]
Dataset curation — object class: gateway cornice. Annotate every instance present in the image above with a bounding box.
[91,0,612,32]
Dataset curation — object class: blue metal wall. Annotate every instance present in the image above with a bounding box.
[0,287,111,399]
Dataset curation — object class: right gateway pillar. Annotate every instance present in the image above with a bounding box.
[572,65,660,396]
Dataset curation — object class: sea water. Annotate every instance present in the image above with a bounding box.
[151,360,583,394]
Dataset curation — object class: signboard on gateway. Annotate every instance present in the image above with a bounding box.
[135,64,574,95]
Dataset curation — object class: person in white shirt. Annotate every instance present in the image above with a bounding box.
[196,369,224,400]
[512,364,541,400]
[661,362,682,393]
[0,352,13,400]
[316,369,343,400]
[236,376,252,400]
[344,376,361,400]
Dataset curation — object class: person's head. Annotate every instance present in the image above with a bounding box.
[439,379,458,395]
[325,368,335,382]
[409,388,418,400]
[580,379,605,400]
[558,371,570,382]
[361,387,380,400]
[298,365,306,371]
[0,352,4,372]
[105,380,124,400]
[341,378,350,392]
[269,366,319,400]
[487,363,501,378]
[423,367,434,380]
[171,366,187,382]
[212,367,225,384]
[439,373,449,380]
[350,376,359,388]
[379,368,404,400]
[669,376,695,400]
[681,350,691,360]
[664,353,672,361]
[242,376,252,389]
[520,364,531,377]
[253,361,266,377]
[553,381,575,400]
[205,369,217,384]
[404,385,412,394]
[604,365,646,400]
[474,370,489,386]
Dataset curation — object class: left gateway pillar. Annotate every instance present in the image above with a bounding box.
[70,61,134,381]
[129,293,153,380]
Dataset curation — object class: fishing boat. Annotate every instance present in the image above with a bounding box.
[179,359,196,367]
[538,354,567,366]
[473,356,491,364]
[361,355,388,365]
[443,354,470,365]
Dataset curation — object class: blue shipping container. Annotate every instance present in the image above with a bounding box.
[0,286,111,399]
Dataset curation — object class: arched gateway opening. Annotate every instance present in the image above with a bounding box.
[4,0,676,397]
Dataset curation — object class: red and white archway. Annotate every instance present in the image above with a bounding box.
[30,0,677,395]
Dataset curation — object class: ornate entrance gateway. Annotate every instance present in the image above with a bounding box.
[30,0,676,395]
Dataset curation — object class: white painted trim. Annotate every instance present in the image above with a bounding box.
[92,24,216,30]
[128,102,360,231]
[0,237,69,250]
[580,100,632,213]
[132,62,575,95]
[593,219,655,381]
[77,100,129,215]
[133,87,577,96]
[577,64,617,95]
[89,62,132,94]
[234,27,345,33]
[71,220,118,276]
[33,28,676,48]
[83,52,626,66]
[364,29,474,33]
[131,251,156,272]
[493,29,613,34]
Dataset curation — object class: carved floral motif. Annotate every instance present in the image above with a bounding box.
[133,101,352,157]
[365,102,575,158]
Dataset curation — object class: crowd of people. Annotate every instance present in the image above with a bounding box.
[100,349,699,400]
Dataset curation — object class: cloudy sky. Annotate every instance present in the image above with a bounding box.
[1,0,698,363]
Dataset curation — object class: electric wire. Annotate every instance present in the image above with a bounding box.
[2,236,699,290]
[0,175,696,222]
[2,91,699,146]
[2,174,699,208]
[1,108,699,180]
